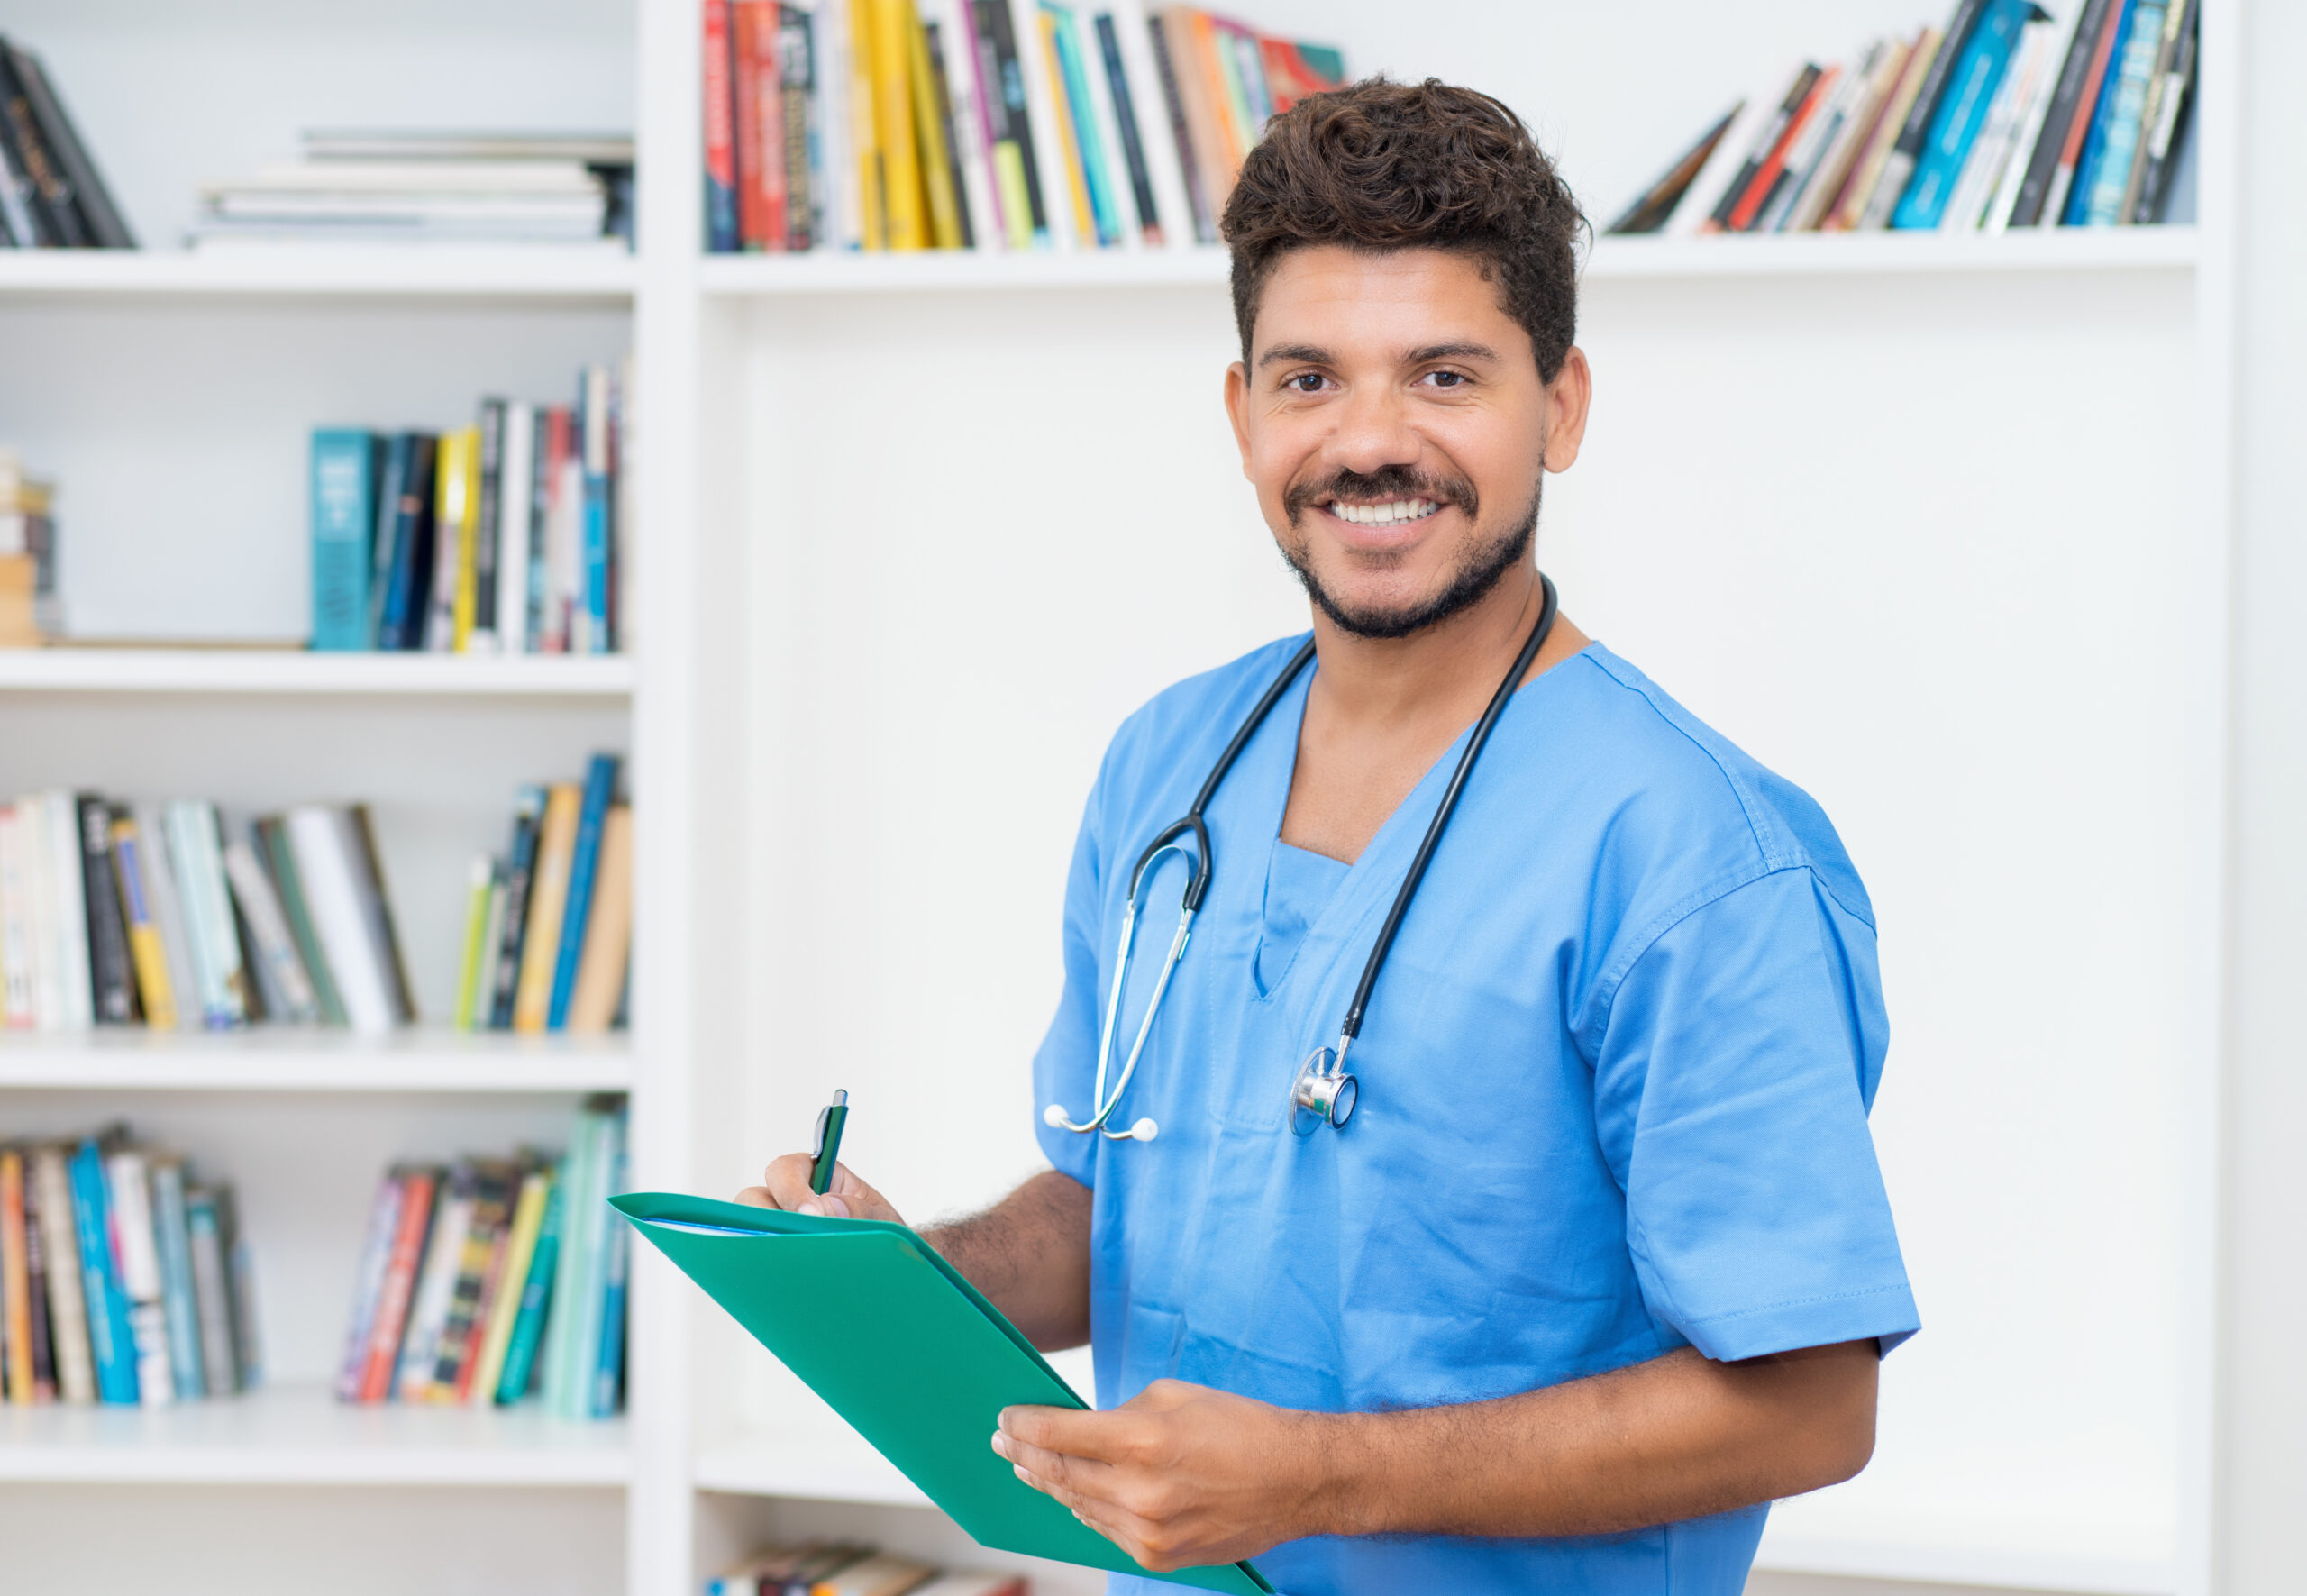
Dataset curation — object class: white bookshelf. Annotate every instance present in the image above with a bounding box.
[0,0,2237,1593]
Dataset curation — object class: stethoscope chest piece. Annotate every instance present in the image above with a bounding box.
[1290,1044,1358,1135]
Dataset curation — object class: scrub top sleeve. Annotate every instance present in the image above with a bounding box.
[1591,867,1919,1363]
[1031,766,1111,1188]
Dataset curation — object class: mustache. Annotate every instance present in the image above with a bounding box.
[1283,465,1478,524]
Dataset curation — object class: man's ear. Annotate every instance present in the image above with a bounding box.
[1543,346,1593,474]
[1224,360,1254,479]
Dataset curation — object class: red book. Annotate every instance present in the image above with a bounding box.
[1726,65,1838,232]
[2048,6,2126,221]
[732,0,789,250]
[356,1168,439,1404]
[702,0,741,251]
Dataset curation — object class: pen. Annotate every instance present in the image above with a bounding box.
[810,1089,849,1197]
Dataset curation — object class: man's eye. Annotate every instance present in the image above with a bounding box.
[1425,369,1466,388]
[1285,373,1327,394]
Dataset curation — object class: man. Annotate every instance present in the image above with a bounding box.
[743,79,1917,1595]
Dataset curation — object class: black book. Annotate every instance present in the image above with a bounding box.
[777,5,816,251]
[972,0,1048,237]
[1857,0,1988,229]
[474,398,506,649]
[1708,64,1819,231]
[2005,0,2120,227]
[378,433,439,652]
[77,797,137,1025]
[0,54,50,243]
[22,1162,57,1400]
[1145,13,1213,243]
[3,39,132,247]
[0,43,88,245]
[488,793,545,1030]
[1608,103,1741,234]
[367,433,410,650]
[2131,0,2198,224]
[1094,14,1163,245]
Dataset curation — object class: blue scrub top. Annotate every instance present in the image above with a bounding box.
[1033,637,1919,1596]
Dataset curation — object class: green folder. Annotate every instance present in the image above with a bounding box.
[613,1192,1272,1594]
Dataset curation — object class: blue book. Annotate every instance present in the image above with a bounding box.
[2080,0,2166,224]
[377,433,440,652]
[147,1158,207,1400]
[590,1122,630,1418]
[497,1163,566,1405]
[68,1138,140,1405]
[547,753,621,1030]
[309,429,378,652]
[1892,0,2036,229]
[2065,0,2140,223]
[1047,5,1120,246]
[578,366,614,654]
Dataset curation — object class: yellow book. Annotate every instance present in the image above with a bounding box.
[443,425,482,652]
[904,0,964,249]
[466,1166,549,1405]
[108,816,178,1033]
[511,783,582,1035]
[848,0,888,249]
[1038,8,1096,244]
[869,0,926,249]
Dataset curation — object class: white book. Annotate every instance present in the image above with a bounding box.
[166,799,245,1028]
[549,445,584,655]
[1987,5,2086,233]
[1107,0,1195,250]
[105,1148,176,1406]
[1008,0,1078,249]
[395,1173,474,1401]
[32,1145,96,1403]
[1665,74,1788,237]
[1071,5,1140,247]
[223,832,319,1023]
[43,791,94,1029]
[130,802,202,1033]
[497,401,536,652]
[1942,18,2060,233]
[16,795,63,1031]
[0,806,36,1026]
[286,807,397,1035]
[215,160,605,195]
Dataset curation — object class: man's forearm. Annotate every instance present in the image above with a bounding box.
[925,1169,1092,1353]
[1316,1340,1878,1538]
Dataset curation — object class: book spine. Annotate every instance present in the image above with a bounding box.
[0,86,45,248]
[223,832,318,1023]
[816,0,863,250]
[396,1171,473,1401]
[32,1146,94,1403]
[2006,0,2120,226]
[1,1149,31,1404]
[147,1160,207,1400]
[21,1158,57,1401]
[548,755,622,1030]
[974,0,1046,247]
[453,856,497,1033]
[568,806,635,1034]
[555,1109,616,1420]
[470,1168,549,1403]
[446,425,481,652]
[453,1172,524,1403]
[111,816,179,1033]
[358,1168,438,1402]
[1895,0,2034,229]
[162,803,228,1028]
[104,1148,174,1406]
[870,0,927,250]
[285,807,394,1035]
[539,1114,603,1417]
[429,1167,515,1400]
[579,367,614,655]
[471,398,506,652]
[2129,0,2197,223]
[494,1169,564,1404]
[186,1188,241,1396]
[488,789,546,1030]
[223,1191,260,1387]
[335,1171,406,1400]
[42,791,93,1029]
[0,807,34,1028]
[735,0,789,250]
[0,49,90,245]
[1093,13,1161,244]
[187,802,252,1026]
[258,816,345,1026]
[421,428,466,652]
[1036,7,1097,243]
[68,1139,137,1404]
[514,784,583,1034]
[380,434,439,652]
[1728,66,1833,232]
[705,0,743,251]
[3,42,134,247]
[495,403,534,651]
[345,804,415,1023]
[779,5,819,250]
[2047,0,2131,224]
[16,798,62,1031]
[1009,0,1076,246]
[590,1125,631,1418]
[2081,0,2166,223]
[920,4,977,247]
[1941,17,2054,232]
[1055,5,1122,245]
[2114,0,2187,223]
[1863,0,1988,227]
[310,429,376,652]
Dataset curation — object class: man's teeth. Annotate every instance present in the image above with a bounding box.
[1327,498,1441,527]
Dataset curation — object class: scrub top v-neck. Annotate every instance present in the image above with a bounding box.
[1034,634,1918,1596]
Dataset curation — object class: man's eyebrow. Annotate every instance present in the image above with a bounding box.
[1256,342,1331,369]
[1407,342,1500,364]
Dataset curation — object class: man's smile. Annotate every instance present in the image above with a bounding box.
[1319,497,1444,528]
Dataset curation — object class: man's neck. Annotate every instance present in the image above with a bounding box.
[1307,563,1584,727]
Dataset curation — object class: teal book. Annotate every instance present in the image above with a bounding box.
[538,1110,605,1414]
[494,1165,565,1405]
[68,1137,139,1405]
[1892,0,2038,229]
[310,429,379,652]
[589,1123,630,1418]
[559,1104,622,1418]
[546,753,620,1030]
[1046,5,1120,246]
[147,1158,208,1400]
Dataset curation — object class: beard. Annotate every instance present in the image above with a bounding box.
[1277,463,1541,641]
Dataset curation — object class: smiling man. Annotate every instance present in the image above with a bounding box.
[742,79,1918,1595]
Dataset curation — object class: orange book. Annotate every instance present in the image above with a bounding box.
[1726,66,1838,233]
[512,784,582,1035]
[1,1150,32,1404]
[567,806,634,1035]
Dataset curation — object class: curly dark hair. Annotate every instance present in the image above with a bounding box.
[1220,78,1586,382]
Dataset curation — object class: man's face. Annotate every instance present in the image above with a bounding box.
[1225,246,1587,639]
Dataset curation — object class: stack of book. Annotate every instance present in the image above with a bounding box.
[336,1096,626,1419]
[0,791,415,1037]
[0,1130,258,1408]
[0,449,59,646]
[710,1545,1026,1596]
[310,364,626,656]
[190,131,634,250]
[451,754,634,1038]
[1609,0,2199,237]
[701,0,1342,254]
[0,34,135,249]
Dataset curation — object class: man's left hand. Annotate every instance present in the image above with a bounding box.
[993,1379,1332,1572]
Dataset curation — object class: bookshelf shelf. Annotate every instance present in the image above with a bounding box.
[694,227,2200,297]
[0,649,634,697]
[0,1027,634,1092]
[0,246,638,304]
[0,1382,630,1486]
[694,1432,928,1509]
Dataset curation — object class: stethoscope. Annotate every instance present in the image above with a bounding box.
[1045,574,1560,1144]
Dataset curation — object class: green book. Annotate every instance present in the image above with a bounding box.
[614,1191,1272,1594]
[493,1167,563,1405]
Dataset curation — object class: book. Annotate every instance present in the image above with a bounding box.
[1942,13,2063,233]
[68,798,132,1026]
[286,806,398,1035]
[2078,0,2168,225]
[0,45,89,245]
[336,1168,408,1400]
[68,1135,138,1403]
[1,1148,32,1404]
[737,0,791,250]
[127,803,200,1033]
[30,1144,94,1404]
[164,799,248,1029]
[452,856,497,1032]
[929,0,998,249]
[397,1162,478,1401]
[427,1160,519,1401]
[1049,5,1122,247]
[146,1156,208,1401]
[184,1184,241,1396]
[569,805,635,1035]
[2002,0,2120,227]
[866,0,927,249]
[376,433,439,652]
[104,1145,174,1405]
[549,754,622,1030]
[224,1190,260,1386]
[591,1121,631,1418]
[486,787,547,1029]
[0,806,33,1027]
[345,804,416,1022]
[1784,42,1903,233]
[974,0,1050,247]
[579,366,615,654]
[37,792,92,1030]
[311,429,378,652]
[780,5,820,250]
[1755,60,1861,233]
[9,798,59,1030]
[223,830,320,1024]
[513,783,583,1034]
[540,1104,610,1418]
[495,401,535,649]
[108,816,178,1033]
[357,1165,440,1403]
[813,1553,942,1596]
[1702,64,1819,232]
[470,1166,551,1403]
[469,398,506,652]
[2116,0,2191,223]
[1608,104,1742,235]
[2128,0,2197,223]
[257,816,347,1027]
[494,1163,564,1404]
[1727,65,1834,233]
[426,424,477,652]
[917,0,976,247]
[19,1154,57,1402]
[2042,0,2129,226]
[0,39,133,246]
[707,0,743,251]
[1859,0,1988,227]
[1015,0,1081,247]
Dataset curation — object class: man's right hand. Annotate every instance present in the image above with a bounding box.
[734,1153,906,1224]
